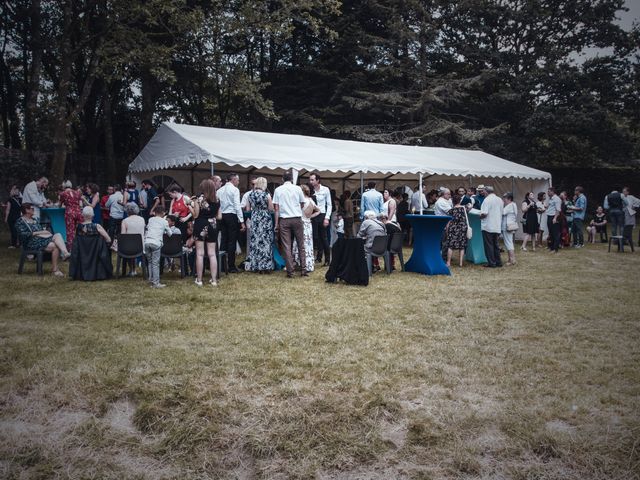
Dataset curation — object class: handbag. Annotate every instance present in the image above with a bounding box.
[462,207,473,239]
[507,222,519,232]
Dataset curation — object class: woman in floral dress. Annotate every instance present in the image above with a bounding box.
[294,184,320,272]
[59,180,83,250]
[247,177,274,272]
[444,193,468,267]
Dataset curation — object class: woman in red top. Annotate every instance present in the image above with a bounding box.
[100,185,114,225]
[168,185,192,239]
[59,180,83,249]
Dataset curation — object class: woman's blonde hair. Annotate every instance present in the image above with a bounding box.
[255,177,267,191]
[301,184,310,196]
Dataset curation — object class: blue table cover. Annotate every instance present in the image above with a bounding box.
[405,214,451,276]
[40,207,67,243]
[465,209,487,264]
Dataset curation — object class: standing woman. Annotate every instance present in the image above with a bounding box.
[192,178,221,287]
[59,180,83,250]
[383,189,397,222]
[536,192,547,247]
[294,184,320,272]
[502,192,518,265]
[444,193,468,267]
[83,183,102,226]
[521,192,539,251]
[342,190,354,238]
[246,177,275,273]
[4,185,22,248]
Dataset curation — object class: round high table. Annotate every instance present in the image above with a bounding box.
[40,207,67,243]
[405,214,451,276]
[464,209,487,264]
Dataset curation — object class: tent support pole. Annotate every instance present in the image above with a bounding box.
[360,172,364,196]
[419,172,423,215]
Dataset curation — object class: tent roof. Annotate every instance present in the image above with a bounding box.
[129,122,551,180]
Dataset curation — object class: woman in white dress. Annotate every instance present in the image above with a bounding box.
[383,189,397,222]
[294,184,320,272]
[535,191,548,246]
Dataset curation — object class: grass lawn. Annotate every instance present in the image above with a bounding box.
[1,231,639,480]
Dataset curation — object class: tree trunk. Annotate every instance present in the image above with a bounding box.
[140,68,156,148]
[103,82,116,183]
[24,0,42,151]
[0,53,22,148]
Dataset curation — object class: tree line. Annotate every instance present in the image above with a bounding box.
[1,0,638,187]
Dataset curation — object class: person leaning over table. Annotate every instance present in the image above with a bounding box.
[15,202,71,277]
[22,176,51,219]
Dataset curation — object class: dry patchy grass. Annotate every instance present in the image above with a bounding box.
[0,233,639,479]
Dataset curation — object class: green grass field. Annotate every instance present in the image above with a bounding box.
[1,232,639,480]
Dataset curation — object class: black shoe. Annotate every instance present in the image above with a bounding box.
[228,268,241,273]
[323,261,330,267]
[301,270,309,277]
[286,272,294,278]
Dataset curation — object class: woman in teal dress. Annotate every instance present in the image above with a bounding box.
[16,203,71,276]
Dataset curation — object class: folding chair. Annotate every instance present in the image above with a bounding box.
[366,235,391,275]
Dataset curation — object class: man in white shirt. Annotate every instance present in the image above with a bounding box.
[22,177,50,218]
[545,187,563,253]
[410,185,429,213]
[105,184,125,239]
[217,173,245,272]
[434,188,453,216]
[309,173,332,265]
[479,185,503,267]
[273,171,307,278]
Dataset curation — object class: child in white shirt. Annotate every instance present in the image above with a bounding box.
[145,205,172,288]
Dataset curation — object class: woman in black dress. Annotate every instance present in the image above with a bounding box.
[193,178,221,287]
[521,192,540,251]
[4,185,22,248]
[445,194,468,267]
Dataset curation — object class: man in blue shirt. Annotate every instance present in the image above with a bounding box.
[570,186,587,247]
[360,182,384,220]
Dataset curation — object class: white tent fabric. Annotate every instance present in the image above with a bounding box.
[130,122,551,181]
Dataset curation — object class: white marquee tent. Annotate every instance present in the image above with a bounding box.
[129,122,551,212]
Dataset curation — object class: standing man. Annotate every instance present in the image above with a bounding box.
[410,184,429,213]
[309,173,332,265]
[546,187,562,253]
[140,180,160,223]
[473,185,486,210]
[22,176,50,218]
[621,187,640,247]
[211,175,222,191]
[604,188,625,238]
[105,184,125,240]
[479,186,503,267]
[273,171,307,278]
[569,186,587,247]
[360,181,384,219]
[217,173,245,273]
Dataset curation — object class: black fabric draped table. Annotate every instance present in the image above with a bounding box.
[325,237,369,286]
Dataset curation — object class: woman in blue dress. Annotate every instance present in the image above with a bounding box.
[247,177,274,272]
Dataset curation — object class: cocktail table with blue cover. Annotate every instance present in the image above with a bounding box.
[40,207,67,243]
[405,214,451,276]
[464,208,487,264]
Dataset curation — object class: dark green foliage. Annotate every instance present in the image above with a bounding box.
[0,0,637,185]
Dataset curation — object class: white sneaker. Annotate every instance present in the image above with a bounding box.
[151,283,166,288]
[195,279,203,287]
[52,270,65,277]
[209,279,218,287]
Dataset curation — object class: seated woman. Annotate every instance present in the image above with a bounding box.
[15,202,71,277]
[587,206,607,243]
[70,207,113,281]
[77,206,111,243]
[357,210,386,252]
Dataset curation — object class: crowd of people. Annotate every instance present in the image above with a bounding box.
[3,173,640,283]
